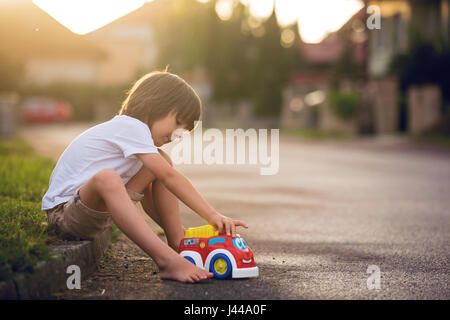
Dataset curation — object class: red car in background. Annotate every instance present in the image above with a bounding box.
[22,97,73,123]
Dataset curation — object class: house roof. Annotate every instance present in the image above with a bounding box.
[298,34,345,64]
[0,0,104,60]
[291,6,366,85]
[298,6,366,64]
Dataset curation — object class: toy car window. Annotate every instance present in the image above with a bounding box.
[232,237,247,250]
[183,238,199,246]
[208,238,226,245]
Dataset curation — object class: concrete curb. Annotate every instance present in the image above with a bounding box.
[0,228,111,299]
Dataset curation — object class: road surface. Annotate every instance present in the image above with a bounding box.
[21,123,450,299]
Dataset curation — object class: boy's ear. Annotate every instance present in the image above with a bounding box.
[169,109,178,118]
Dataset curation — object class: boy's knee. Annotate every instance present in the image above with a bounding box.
[93,169,123,190]
[158,148,173,166]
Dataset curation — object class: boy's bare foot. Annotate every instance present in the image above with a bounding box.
[159,254,213,283]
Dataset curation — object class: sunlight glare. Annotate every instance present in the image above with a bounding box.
[32,0,364,44]
[292,0,364,43]
[248,0,273,21]
[215,0,235,21]
[241,0,364,43]
[280,28,295,48]
[275,0,299,27]
[32,0,148,34]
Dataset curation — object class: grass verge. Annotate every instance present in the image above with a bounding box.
[0,137,57,281]
[0,137,123,282]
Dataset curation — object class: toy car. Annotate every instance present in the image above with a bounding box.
[178,225,259,279]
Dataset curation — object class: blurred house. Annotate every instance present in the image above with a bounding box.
[368,0,449,77]
[281,7,367,134]
[84,1,162,85]
[366,0,450,135]
[0,0,104,85]
[367,0,410,77]
[282,0,450,136]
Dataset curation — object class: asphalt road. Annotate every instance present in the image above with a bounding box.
[21,124,450,299]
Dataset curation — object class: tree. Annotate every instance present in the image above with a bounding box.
[152,0,299,118]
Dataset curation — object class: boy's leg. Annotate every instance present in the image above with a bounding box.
[125,149,185,252]
[78,168,212,283]
[141,182,185,251]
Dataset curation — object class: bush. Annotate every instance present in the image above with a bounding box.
[328,89,360,121]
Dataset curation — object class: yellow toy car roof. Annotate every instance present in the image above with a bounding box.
[184,225,219,238]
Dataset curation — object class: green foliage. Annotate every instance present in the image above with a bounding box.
[328,89,360,120]
[0,138,57,281]
[110,224,122,244]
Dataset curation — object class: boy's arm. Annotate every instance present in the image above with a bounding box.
[136,153,247,236]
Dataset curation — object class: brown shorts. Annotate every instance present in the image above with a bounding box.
[46,187,144,240]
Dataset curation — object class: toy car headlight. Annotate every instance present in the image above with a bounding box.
[232,237,247,250]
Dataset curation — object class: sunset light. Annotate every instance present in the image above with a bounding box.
[216,0,364,43]
[32,0,152,35]
[32,0,363,43]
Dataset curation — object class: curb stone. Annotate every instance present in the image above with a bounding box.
[0,228,111,299]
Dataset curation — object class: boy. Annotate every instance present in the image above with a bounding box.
[42,71,248,283]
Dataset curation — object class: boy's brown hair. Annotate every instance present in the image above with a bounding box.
[118,70,202,132]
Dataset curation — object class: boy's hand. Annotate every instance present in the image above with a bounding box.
[209,213,248,237]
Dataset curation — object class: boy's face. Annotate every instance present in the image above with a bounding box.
[150,111,187,147]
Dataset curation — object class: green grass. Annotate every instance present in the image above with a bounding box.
[0,137,123,281]
[109,224,122,244]
[0,148,54,203]
[0,138,57,281]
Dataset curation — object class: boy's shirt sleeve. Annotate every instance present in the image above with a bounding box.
[112,119,159,158]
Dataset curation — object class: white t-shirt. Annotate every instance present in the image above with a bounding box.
[42,115,159,210]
